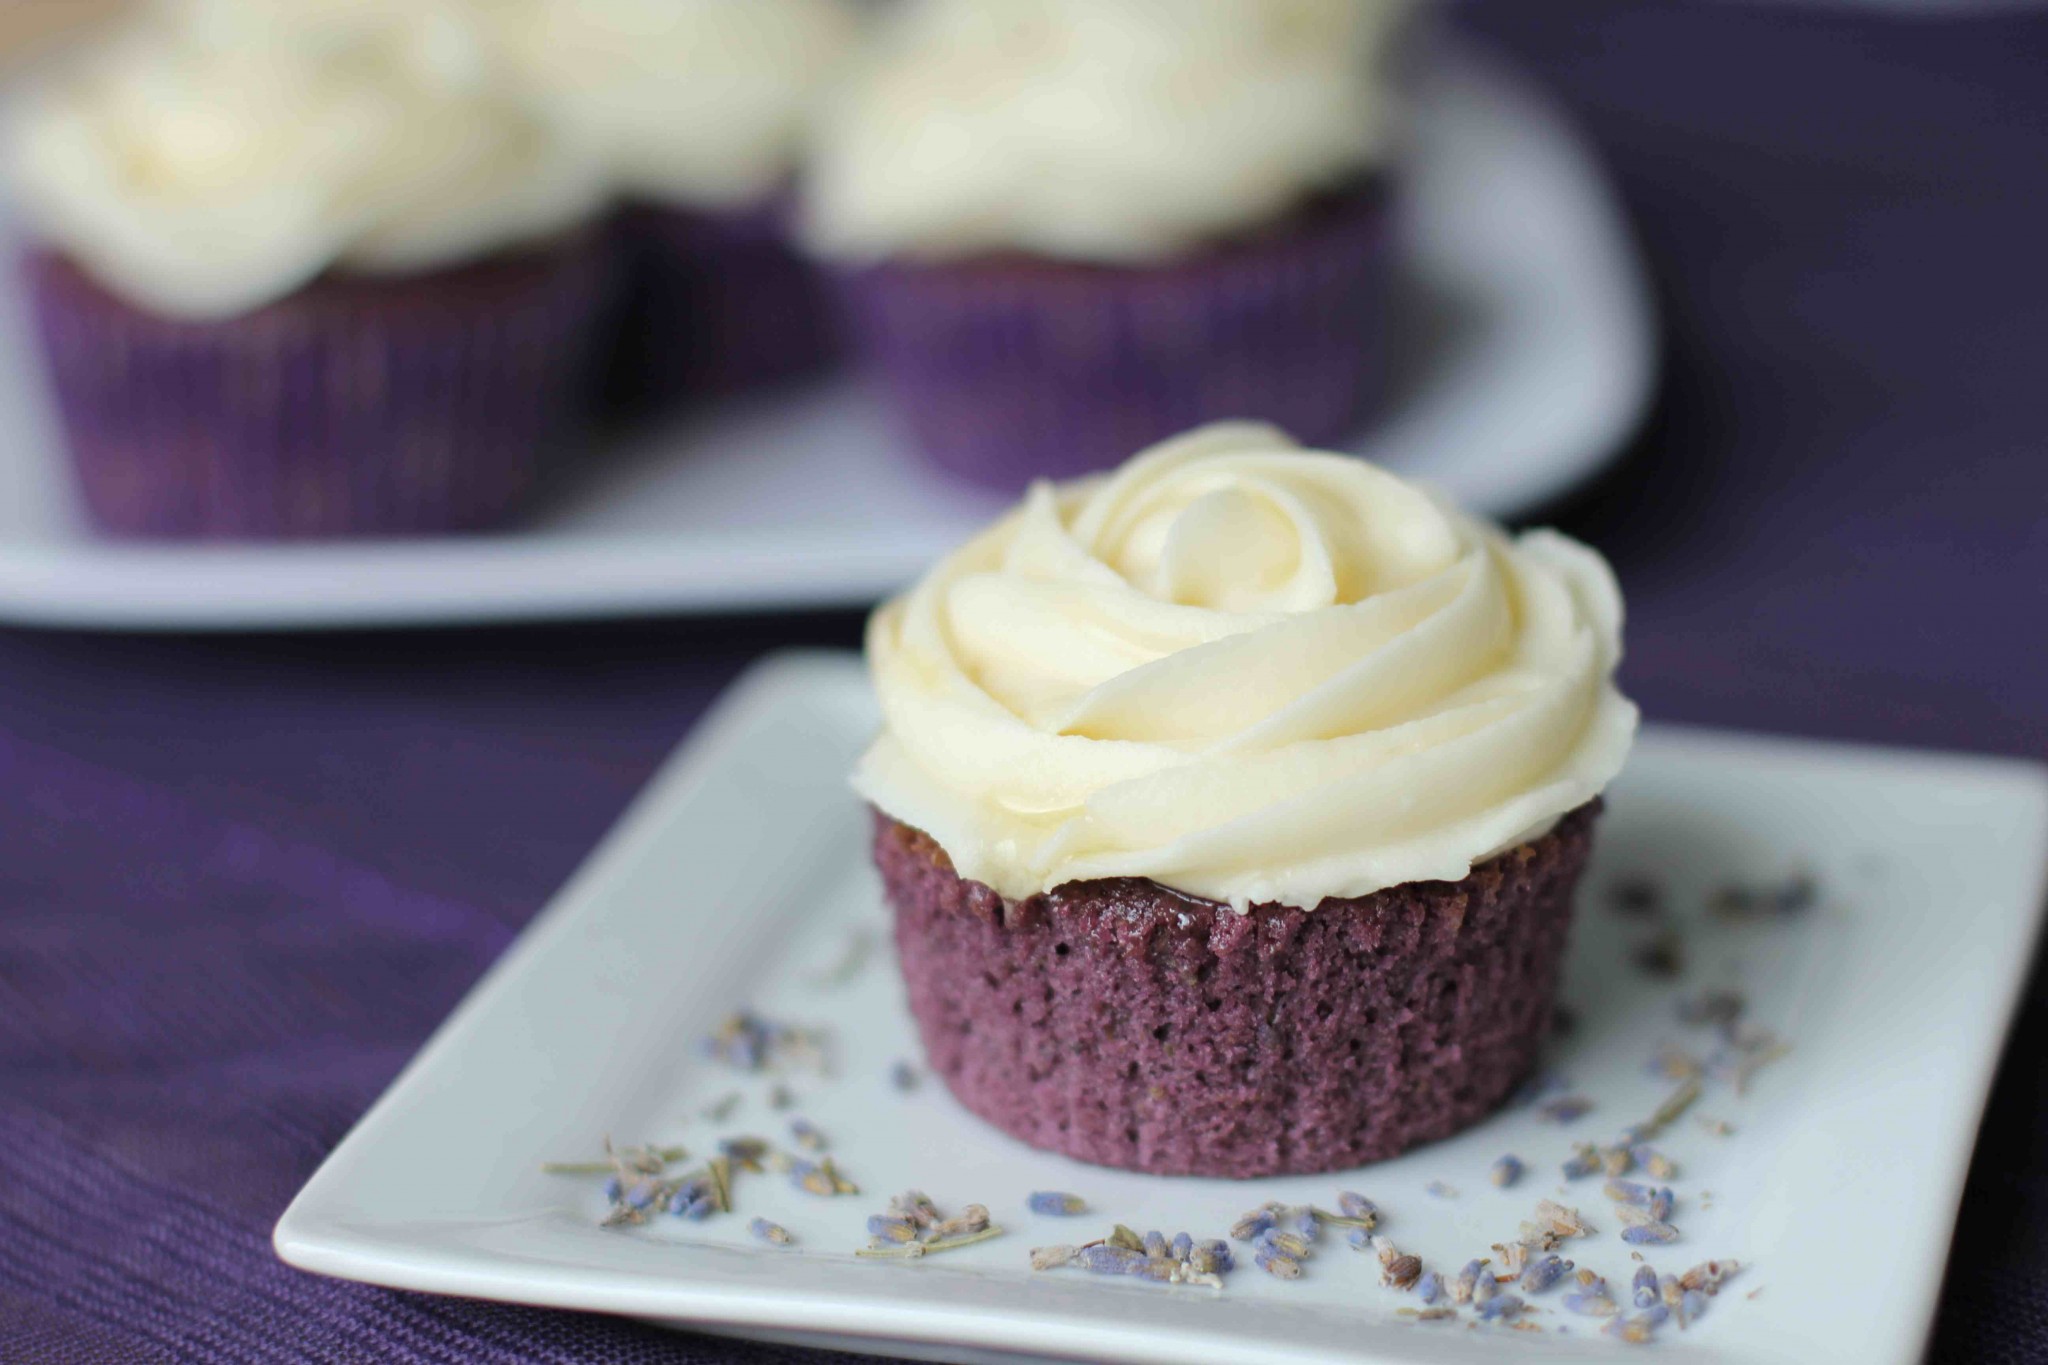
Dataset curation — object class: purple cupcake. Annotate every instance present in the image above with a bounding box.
[5,4,608,539]
[489,0,860,417]
[803,0,1419,492]
[853,423,1638,1177]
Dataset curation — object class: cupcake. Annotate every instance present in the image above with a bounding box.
[802,0,1415,492]
[855,422,1638,1177]
[489,0,858,415]
[5,0,609,538]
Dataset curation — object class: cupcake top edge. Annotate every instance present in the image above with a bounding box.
[850,420,1639,913]
[801,0,1420,266]
[5,0,606,320]
[488,0,860,212]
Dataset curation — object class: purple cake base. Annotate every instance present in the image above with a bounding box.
[830,183,1395,492]
[602,199,841,420]
[24,235,609,540]
[875,804,1598,1178]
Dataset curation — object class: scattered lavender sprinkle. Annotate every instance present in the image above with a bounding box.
[1230,1210,1277,1241]
[1143,1230,1170,1260]
[1490,1155,1524,1188]
[1605,1179,1653,1207]
[1622,1222,1681,1245]
[1649,1188,1675,1222]
[1259,1230,1313,1260]
[768,1084,793,1110]
[1534,1200,1593,1238]
[1605,1310,1666,1344]
[1538,1095,1594,1124]
[1400,1307,1459,1322]
[1632,1145,1678,1179]
[1346,1228,1372,1252]
[1336,1192,1379,1224]
[1292,1207,1321,1239]
[789,1119,827,1153]
[867,1214,918,1243]
[890,1061,919,1092]
[1030,1245,1074,1271]
[602,1176,622,1203]
[1255,1249,1304,1280]
[1513,1070,1569,1106]
[1709,871,1817,921]
[1416,1270,1443,1304]
[1679,1259,1742,1295]
[1476,1292,1525,1320]
[1601,1145,1635,1177]
[1076,1245,1145,1276]
[749,1217,792,1246]
[1451,1260,1489,1304]
[1633,1265,1660,1308]
[1564,1290,1620,1318]
[1682,1289,1708,1325]
[1647,1044,1704,1082]
[1169,1232,1194,1262]
[683,1197,715,1221]
[1383,1254,1422,1290]
[1522,1255,1573,1293]
[702,1092,741,1122]
[1426,1181,1458,1199]
[1609,877,1663,917]
[1472,1273,1499,1307]
[1027,1191,1087,1216]
[1562,1143,1602,1180]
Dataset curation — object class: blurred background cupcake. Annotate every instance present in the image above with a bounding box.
[4,0,608,539]
[490,0,859,419]
[802,0,1417,492]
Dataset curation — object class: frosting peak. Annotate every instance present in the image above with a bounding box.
[803,0,1416,264]
[852,422,1638,910]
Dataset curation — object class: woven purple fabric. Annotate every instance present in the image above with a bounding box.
[3,3,2048,1362]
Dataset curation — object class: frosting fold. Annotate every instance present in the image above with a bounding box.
[853,422,1637,909]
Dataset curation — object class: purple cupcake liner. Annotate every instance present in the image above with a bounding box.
[602,199,842,421]
[875,803,1598,1178]
[24,235,610,540]
[830,184,1395,492]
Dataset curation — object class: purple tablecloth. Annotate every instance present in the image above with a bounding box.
[4,2,2045,1361]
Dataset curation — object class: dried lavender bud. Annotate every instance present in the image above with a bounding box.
[1075,1245,1145,1276]
[1605,1309,1667,1344]
[1636,1146,1679,1180]
[1030,1245,1074,1271]
[1142,1230,1169,1260]
[1564,1290,1620,1318]
[1561,1143,1602,1179]
[1521,1255,1573,1293]
[1291,1207,1320,1239]
[1256,1230,1311,1261]
[1415,1271,1443,1304]
[1678,1259,1741,1295]
[718,1137,769,1168]
[1255,1249,1304,1280]
[1230,1210,1277,1241]
[1335,1192,1378,1224]
[1605,1179,1654,1207]
[1633,1265,1660,1308]
[683,1196,715,1221]
[1538,1095,1594,1124]
[1425,1181,1458,1199]
[1490,1155,1523,1188]
[1451,1260,1488,1304]
[866,1214,918,1244]
[930,1205,990,1239]
[1369,1235,1401,1268]
[1128,1258,1179,1282]
[1622,1222,1680,1245]
[1534,1200,1592,1237]
[1108,1224,1145,1252]
[1383,1254,1422,1290]
[1027,1191,1086,1216]
[1492,1240,1530,1277]
[790,1160,835,1197]
[1660,1274,1684,1309]
[749,1218,792,1246]
[1601,1145,1635,1177]
[1476,1292,1525,1320]
[1168,1232,1193,1262]
[1649,1188,1675,1222]
[788,1119,826,1153]
[1682,1289,1708,1324]
[890,1191,939,1227]
[1346,1228,1371,1252]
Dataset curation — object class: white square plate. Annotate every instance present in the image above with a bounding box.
[276,653,2048,1365]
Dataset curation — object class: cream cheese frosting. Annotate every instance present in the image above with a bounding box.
[486,0,857,210]
[5,0,604,319]
[853,422,1638,910]
[803,0,1415,264]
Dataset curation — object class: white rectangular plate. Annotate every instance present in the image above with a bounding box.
[0,41,1652,629]
[276,653,2048,1365]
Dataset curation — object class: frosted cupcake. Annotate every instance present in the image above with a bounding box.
[803,0,1414,491]
[490,0,857,414]
[857,422,1637,1176]
[5,0,608,538]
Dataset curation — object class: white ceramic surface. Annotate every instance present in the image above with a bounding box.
[276,652,2048,1365]
[0,40,1655,630]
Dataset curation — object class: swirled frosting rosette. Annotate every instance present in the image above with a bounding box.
[855,422,1638,909]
